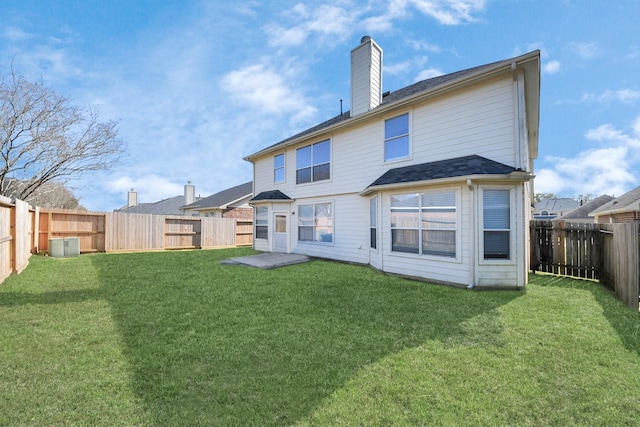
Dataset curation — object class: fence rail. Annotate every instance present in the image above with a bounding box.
[531,220,639,311]
[1,204,254,285]
[38,210,253,253]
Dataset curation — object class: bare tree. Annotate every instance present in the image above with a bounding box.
[533,193,557,204]
[4,179,83,209]
[0,66,124,203]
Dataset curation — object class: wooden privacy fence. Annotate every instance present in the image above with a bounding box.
[1,196,36,283]
[37,209,253,253]
[531,220,640,311]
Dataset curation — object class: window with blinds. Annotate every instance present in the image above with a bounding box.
[483,189,511,259]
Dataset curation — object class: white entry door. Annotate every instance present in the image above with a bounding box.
[273,213,289,253]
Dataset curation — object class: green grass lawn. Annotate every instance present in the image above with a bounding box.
[1,248,639,426]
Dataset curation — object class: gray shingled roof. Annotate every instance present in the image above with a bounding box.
[116,195,187,216]
[182,181,252,210]
[248,58,513,158]
[250,190,292,202]
[556,195,614,220]
[590,185,640,215]
[366,155,517,189]
[533,198,580,214]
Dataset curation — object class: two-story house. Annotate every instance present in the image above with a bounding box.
[245,36,540,289]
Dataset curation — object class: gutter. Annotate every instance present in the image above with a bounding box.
[359,171,534,197]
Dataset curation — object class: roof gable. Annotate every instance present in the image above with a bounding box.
[590,185,640,216]
[557,195,614,220]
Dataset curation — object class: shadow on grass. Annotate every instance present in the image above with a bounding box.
[529,273,640,356]
[0,289,103,307]
[91,249,523,426]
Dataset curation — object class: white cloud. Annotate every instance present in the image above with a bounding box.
[221,63,317,124]
[266,4,355,48]
[362,14,395,32]
[537,118,640,197]
[569,41,599,59]
[414,67,444,81]
[408,0,486,25]
[581,89,640,104]
[265,25,309,47]
[107,174,186,205]
[543,60,560,75]
[2,26,32,42]
[385,56,428,76]
[409,39,442,53]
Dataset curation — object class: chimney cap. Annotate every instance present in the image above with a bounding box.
[360,35,372,44]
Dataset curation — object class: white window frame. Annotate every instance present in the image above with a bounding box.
[370,196,378,250]
[384,112,411,162]
[296,139,331,184]
[297,201,334,244]
[390,188,460,260]
[274,153,285,183]
[480,186,516,263]
[255,206,268,240]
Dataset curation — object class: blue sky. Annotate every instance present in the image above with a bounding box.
[2,0,639,211]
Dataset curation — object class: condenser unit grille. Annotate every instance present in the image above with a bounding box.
[49,237,80,257]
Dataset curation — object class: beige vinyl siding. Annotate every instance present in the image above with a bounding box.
[475,185,526,288]
[412,76,516,166]
[292,194,370,264]
[252,75,517,201]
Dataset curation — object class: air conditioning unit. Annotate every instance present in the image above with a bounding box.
[49,237,80,257]
[49,238,65,258]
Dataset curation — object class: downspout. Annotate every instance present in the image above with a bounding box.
[467,179,476,289]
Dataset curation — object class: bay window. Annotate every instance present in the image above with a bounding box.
[391,190,457,257]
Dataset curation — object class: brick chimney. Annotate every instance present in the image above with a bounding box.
[350,35,382,117]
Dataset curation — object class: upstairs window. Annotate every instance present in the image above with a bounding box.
[483,189,511,259]
[296,139,330,184]
[384,113,409,161]
[274,153,285,183]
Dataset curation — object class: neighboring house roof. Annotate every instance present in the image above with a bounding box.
[590,185,640,216]
[250,190,293,202]
[116,195,187,216]
[182,181,252,211]
[556,195,614,221]
[365,155,521,191]
[534,198,580,214]
[244,50,540,162]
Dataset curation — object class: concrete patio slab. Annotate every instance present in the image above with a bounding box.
[222,253,310,269]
